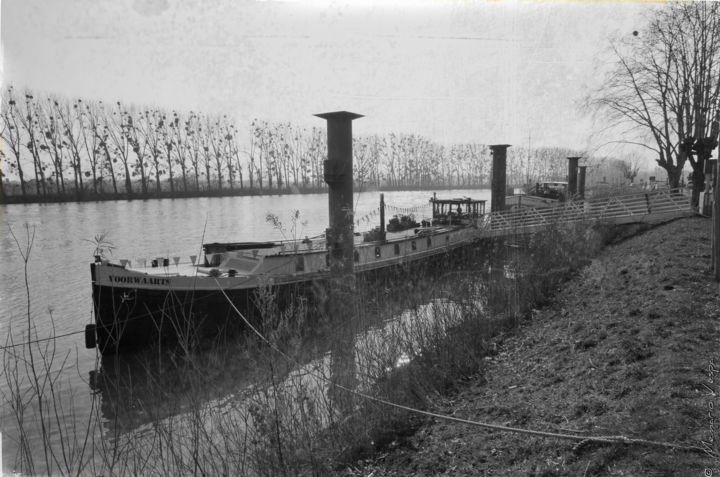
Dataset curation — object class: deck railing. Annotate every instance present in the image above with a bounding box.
[478,189,693,237]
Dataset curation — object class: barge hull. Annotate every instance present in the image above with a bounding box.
[91,265,316,354]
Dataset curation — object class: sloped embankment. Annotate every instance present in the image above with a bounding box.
[348,216,720,475]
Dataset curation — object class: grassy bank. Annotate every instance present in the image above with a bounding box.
[347,216,720,476]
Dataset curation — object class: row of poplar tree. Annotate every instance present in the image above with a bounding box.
[0,86,582,202]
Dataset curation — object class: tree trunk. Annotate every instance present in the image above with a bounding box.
[181,162,188,192]
[166,151,175,194]
[124,162,133,196]
[103,144,118,194]
[31,147,42,197]
[192,161,200,191]
[666,164,683,189]
[91,166,98,195]
[205,162,212,191]
[226,160,233,190]
[14,150,27,198]
[54,162,61,195]
[154,159,162,194]
[215,156,223,191]
[76,155,85,199]
[134,151,148,195]
[236,158,244,190]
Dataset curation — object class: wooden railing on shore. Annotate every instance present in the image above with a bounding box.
[477,189,693,238]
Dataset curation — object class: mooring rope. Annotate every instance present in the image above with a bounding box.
[211,279,710,456]
[0,329,88,351]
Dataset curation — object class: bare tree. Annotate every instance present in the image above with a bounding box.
[18,92,48,197]
[36,98,69,195]
[590,2,720,203]
[215,115,236,191]
[139,109,165,194]
[95,103,119,195]
[354,136,371,188]
[306,126,325,189]
[55,98,86,198]
[185,111,203,191]
[168,111,190,193]
[78,100,105,195]
[363,135,385,189]
[613,157,641,184]
[221,119,244,190]
[106,102,136,195]
[204,116,225,191]
[250,120,266,191]
[1,87,28,198]
[226,123,245,190]
[126,107,150,195]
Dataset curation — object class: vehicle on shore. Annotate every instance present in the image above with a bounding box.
[87,195,486,354]
[505,181,568,210]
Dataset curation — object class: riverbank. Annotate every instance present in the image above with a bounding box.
[344,216,720,476]
[0,183,491,205]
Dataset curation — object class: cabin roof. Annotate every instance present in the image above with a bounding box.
[430,197,485,205]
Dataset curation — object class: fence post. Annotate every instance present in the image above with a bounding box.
[713,159,720,281]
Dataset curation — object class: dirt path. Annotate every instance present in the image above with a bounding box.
[345,216,720,476]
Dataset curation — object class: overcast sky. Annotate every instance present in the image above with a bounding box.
[2,0,656,154]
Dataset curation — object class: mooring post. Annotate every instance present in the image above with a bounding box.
[316,110,363,415]
[578,165,587,200]
[490,144,511,213]
[567,157,580,200]
[380,193,386,241]
[316,111,363,275]
[711,159,720,281]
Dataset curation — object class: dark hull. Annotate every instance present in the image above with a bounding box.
[91,275,316,354]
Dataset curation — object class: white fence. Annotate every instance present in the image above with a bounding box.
[478,189,693,237]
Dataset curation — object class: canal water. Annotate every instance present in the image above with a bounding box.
[0,188,492,474]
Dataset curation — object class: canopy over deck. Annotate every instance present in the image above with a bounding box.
[430,196,486,225]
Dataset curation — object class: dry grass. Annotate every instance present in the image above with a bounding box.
[349,216,720,476]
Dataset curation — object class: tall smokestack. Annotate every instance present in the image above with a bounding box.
[315,111,363,276]
[379,193,386,241]
[490,144,511,213]
[578,165,587,200]
[567,156,580,199]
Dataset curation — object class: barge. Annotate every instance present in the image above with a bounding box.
[87,196,487,354]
